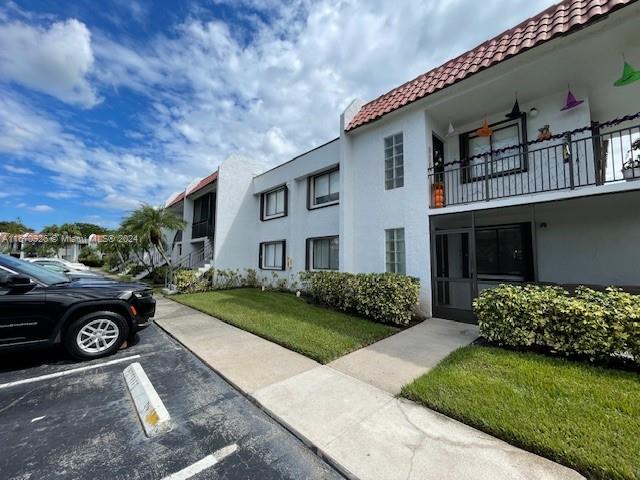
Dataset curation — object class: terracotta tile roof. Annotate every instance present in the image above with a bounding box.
[187,171,218,196]
[166,191,185,208]
[346,0,636,131]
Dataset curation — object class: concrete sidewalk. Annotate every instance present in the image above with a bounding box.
[329,318,479,394]
[155,296,584,480]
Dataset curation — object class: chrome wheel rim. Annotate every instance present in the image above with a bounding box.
[77,319,119,354]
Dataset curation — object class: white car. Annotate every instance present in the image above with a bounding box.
[24,258,90,271]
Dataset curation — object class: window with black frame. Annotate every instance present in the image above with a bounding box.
[306,236,339,270]
[475,223,533,281]
[261,186,287,220]
[460,115,527,183]
[309,168,339,208]
[259,240,286,270]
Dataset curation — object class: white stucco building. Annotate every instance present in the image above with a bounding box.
[165,0,640,322]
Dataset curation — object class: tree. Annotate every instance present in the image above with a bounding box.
[70,223,108,237]
[0,219,32,234]
[40,223,82,258]
[121,205,185,271]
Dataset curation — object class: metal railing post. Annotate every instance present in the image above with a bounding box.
[483,154,491,201]
[564,133,575,190]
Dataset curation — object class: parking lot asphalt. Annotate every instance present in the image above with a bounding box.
[0,324,343,480]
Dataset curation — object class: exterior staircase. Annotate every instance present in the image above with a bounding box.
[164,242,214,290]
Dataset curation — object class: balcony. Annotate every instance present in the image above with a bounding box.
[429,119,640,208]
[191,220,213,240]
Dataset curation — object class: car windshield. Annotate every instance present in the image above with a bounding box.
[0,255,70,285]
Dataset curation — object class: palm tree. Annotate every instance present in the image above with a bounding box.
[121,204,185,271]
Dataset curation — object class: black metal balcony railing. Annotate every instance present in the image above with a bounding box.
[191,220,213,239]
[429,122,640,208]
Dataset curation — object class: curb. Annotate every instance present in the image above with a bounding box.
[124,362,171,437]
[154,318,358,480]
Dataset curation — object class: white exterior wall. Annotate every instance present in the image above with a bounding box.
[252,140,340,282]
[535,192,640,286]
[341,108,432,314]
[214,155,266,272]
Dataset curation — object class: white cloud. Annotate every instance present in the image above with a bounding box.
[45,191,76,199]
[91,0,558,176]
[0,0,559,218]
[0,18,99,107]
[4,164,33,174]
[31,204,53,212]
[0,90,192,213]
[15,202,53,212]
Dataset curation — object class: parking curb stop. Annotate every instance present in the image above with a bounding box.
[124,362,171,437]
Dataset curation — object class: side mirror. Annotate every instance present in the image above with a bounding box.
[0,273,33,292]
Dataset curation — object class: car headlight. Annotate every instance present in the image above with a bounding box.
[133,290,152,299]
[119,291,133,300]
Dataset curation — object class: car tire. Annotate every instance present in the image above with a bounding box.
[64,311,130,360]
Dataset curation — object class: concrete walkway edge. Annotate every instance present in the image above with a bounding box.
[155,318,358,480]
[154,296,583,480]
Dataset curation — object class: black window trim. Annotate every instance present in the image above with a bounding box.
[258,240,287,271]
[307,166,340,210]
[305,235,339,271]
[260,184,288,221]
[459,113,528,184]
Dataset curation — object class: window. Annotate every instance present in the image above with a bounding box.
[306,236,339,270]
[309,168,339,208]
[259,240,286,270]
[261,186,287,220]
[475,223,533,280]
[460,115,527,182]
[385,228,405,274]
[384,133,404,189]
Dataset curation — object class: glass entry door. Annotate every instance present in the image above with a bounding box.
[432,229,476,323]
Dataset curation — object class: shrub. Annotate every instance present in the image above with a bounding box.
[147,265,168,285]
[474,284,640,364]
[173,269,208,293]
[78,246,103,267]
[302,271,420,326]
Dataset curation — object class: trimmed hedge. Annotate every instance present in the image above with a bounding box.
[473,284,640,364]
[301,271,420,326]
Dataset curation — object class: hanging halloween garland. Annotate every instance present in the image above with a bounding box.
[427,111,640,171]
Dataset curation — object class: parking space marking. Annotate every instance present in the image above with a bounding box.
[162,444,238,480]
[0,355,141,390]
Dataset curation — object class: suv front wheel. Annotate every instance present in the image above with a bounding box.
[64,311,129,360]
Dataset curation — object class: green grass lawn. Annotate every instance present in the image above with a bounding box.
[172,288,398,363]
[401,345,640,480]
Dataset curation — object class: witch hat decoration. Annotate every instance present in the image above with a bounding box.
[476,118,493,137]
[614,61,640,87]
[446,121,456,137]
[560,89,584,111]
[506,99,522,119]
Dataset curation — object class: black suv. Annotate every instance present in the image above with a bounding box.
[0,254,155,360]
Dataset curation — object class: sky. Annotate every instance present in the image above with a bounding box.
[0,0,558,231]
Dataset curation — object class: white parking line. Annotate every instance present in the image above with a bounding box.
[0,355,141,390]
[162,444,238,480]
